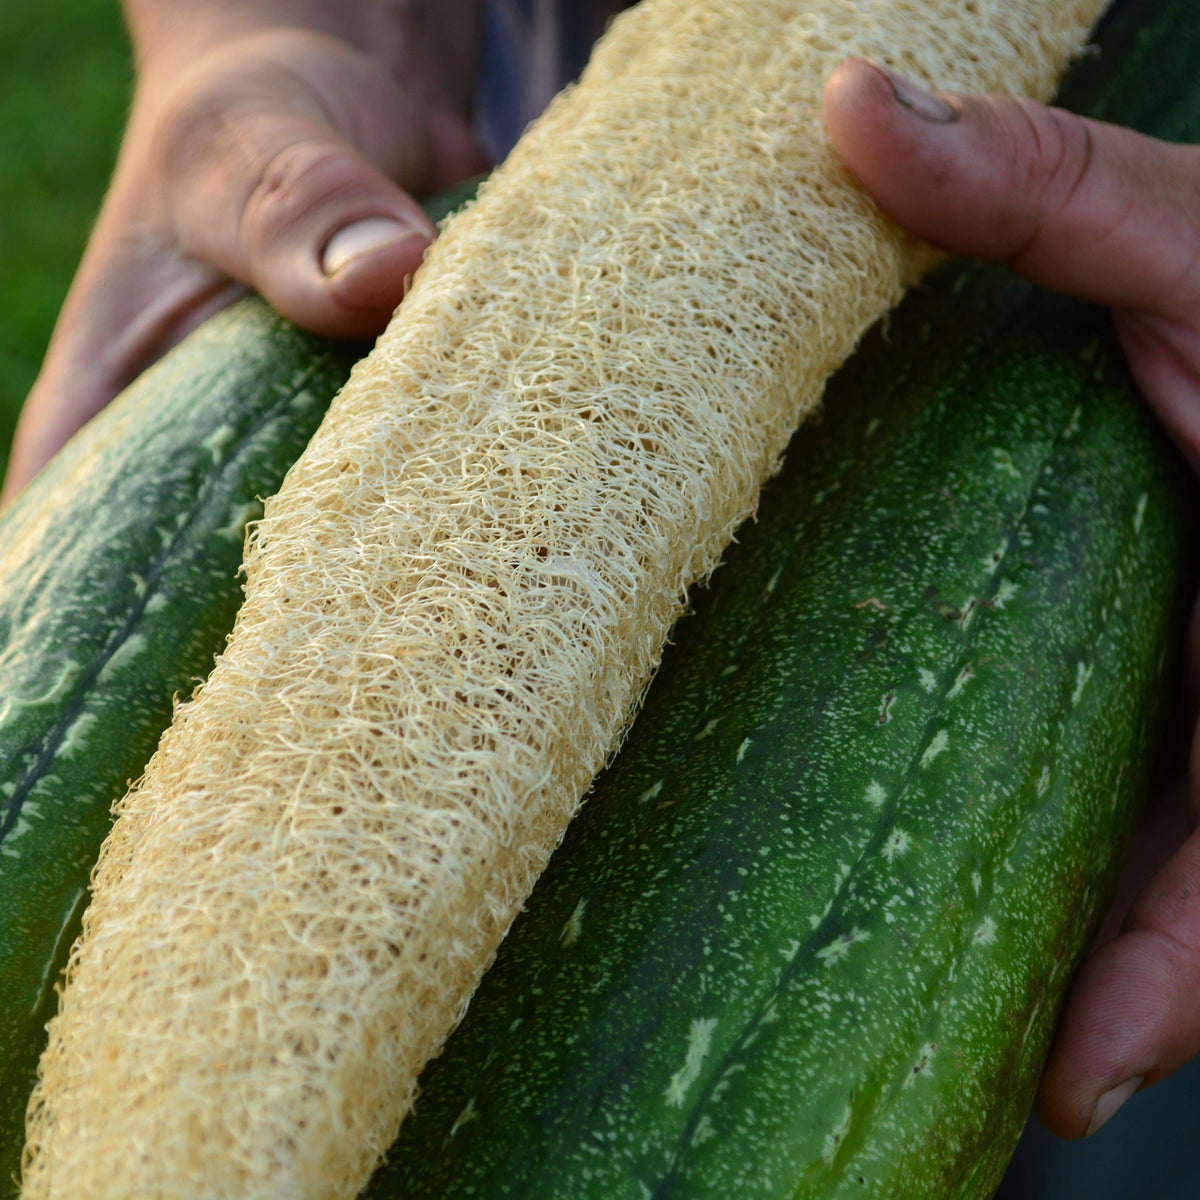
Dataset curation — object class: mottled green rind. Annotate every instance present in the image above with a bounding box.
[0,299,356,1190]
[374,281,1188,1200]
[369,2,1198,1194]
[0,179,483,1191]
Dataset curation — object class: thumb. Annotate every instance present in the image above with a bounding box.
[1,29,488,504]
[821,58,1200,320]
[157,29,488,339]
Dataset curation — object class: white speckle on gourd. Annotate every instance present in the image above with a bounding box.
[691,1115,718,1147]
[1133,492,1148,533]
[974,916,999,946]
[822,1103,853,1164]
[921,729,949,767]
[1072,661,1093,706]
[201,423,236,463]
[448,1096,479,1138]
[11,659,84,707]
[639,780,663,804]
[560,898,588,947]
[53,712,100,761]
[882,828,910,862]
[96,634,148,682]
[992,448,1020,478]
[0,814,32,857]
[665,1018,719,1108]
[995,579,1019,608]
[816,928,870,966]
[903,1042,938,1088]
[215,500,262,543]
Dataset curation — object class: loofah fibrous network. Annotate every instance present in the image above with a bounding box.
[22,1,1109,1197]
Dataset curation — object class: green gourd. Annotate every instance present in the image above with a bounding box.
[367,2,1198,1193]
[0,182,478,1190]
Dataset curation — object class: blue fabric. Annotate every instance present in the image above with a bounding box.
[999,1052,1200,1199]
[473,1,536,162]
[474,0,615,161]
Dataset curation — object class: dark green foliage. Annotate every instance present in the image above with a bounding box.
[0,0,133,473]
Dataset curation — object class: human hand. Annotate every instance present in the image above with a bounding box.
[823,57,1200,1140]
[1,0,488,505]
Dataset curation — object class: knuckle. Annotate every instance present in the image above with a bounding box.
[1006,99,1095,229]
[142,47,342,254]
[1030,104,1095,219]
[986,97,1100,267]
[238,141,361,257]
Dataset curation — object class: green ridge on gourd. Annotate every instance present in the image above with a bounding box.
[367,2,1198,1193]
[373,283,1190,1200]
[0,183,480,1191]
[0,301,357,1189]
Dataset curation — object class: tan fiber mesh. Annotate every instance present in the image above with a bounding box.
[22,1,1107,1197]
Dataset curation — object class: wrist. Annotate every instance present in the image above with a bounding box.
[123,1,482,113]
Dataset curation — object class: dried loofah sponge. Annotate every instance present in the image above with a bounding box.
[22,1,1109,1197]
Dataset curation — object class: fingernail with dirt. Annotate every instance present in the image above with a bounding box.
[872,62,958,123]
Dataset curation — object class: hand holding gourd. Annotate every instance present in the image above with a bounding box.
[824,57,1200,1141]
[1,0,487,506]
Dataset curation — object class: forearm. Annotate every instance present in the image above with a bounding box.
[122,0,484,112]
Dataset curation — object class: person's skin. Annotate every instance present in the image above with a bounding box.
[0,0,490,506]
[9,0,1200,1150]
[823,58,1200,1142]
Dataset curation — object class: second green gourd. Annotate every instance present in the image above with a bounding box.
[367,3,1198,1192]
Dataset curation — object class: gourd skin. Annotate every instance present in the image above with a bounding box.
[0,180,478,1190]
[369,266,1191,1199]
[0,300,357,1191]
[373,8,1200,1193]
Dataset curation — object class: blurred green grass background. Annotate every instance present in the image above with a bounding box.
[0,0,132,477]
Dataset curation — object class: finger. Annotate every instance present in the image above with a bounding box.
[1036,823,1200,1139]
[155,29,488,339]
[1113,312,1200,476]
[822,58,1200,320]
